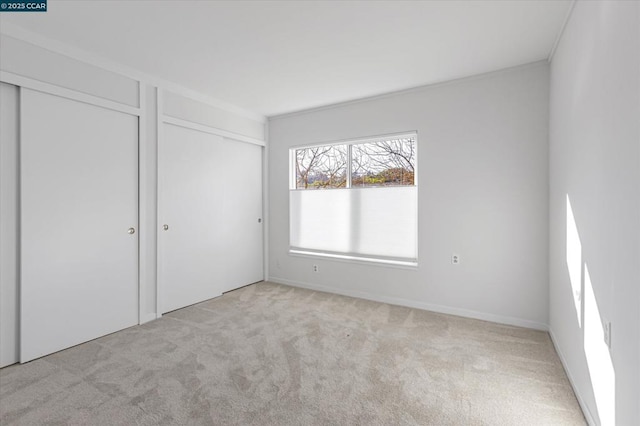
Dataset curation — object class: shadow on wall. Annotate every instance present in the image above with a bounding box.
[565,194,615,425]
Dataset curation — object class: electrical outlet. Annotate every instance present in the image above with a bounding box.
[313,264,319,273]
[603,321,612,349]
[451,254,460,264]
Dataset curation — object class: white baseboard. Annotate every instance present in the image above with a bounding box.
[139,312,158,325]
[267,276,549,331]
[548,329,596,426]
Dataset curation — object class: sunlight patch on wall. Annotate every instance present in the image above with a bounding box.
[583,264,616,426]
[566,194,582,326]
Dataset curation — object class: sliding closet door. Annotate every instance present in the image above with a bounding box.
[159,125,264,313]
[219,138,263,291]
[20,89,139,362]
[160,124,226,313]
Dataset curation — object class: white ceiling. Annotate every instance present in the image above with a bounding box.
[1,1,572,117]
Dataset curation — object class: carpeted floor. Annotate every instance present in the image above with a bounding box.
[0,281,585,425]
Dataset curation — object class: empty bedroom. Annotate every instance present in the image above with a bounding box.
[0,1,638,425]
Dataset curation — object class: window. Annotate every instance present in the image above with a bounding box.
[289,133,417,266]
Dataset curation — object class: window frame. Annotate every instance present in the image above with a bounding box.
[288,132,419,268]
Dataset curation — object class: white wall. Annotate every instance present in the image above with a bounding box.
[549,1,640,425]
[1,35,139,107]
[268,62,550,329]
[140,83,159,322]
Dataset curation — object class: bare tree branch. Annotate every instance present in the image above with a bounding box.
[296,138,415,189]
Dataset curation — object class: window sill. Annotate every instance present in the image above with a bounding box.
[289,249,418,270]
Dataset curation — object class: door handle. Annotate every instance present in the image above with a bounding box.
[128,227,136,234]
[163,224,169,231]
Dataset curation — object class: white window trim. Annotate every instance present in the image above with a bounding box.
[289,249,418,269]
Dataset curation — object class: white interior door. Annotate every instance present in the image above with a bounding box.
[219,138,263,291]
[159,124,263,314]
[20,89,139,362]
[160,124,226,313]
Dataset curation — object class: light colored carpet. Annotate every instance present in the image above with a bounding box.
[0,281,585,425]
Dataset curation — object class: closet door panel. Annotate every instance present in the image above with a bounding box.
[20,89,139,362]
[159,125,264,313]
[160,124,226,313]
[219,139,263,292]
[0,82,20,367]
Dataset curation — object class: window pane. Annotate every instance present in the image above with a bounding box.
[295,145,347,189]
[351,138,415,187]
